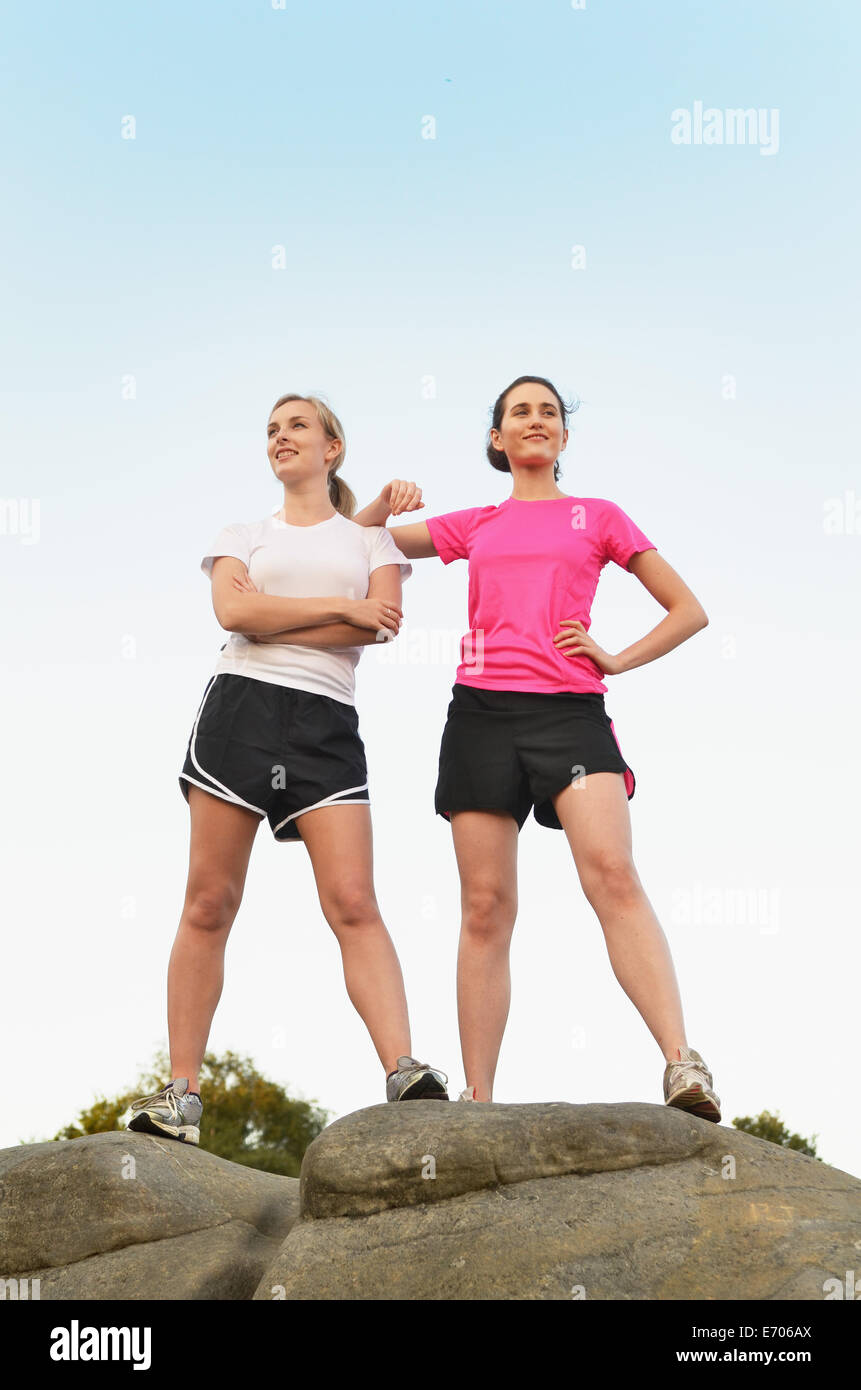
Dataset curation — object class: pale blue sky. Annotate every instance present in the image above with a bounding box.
[2,2,859,1182]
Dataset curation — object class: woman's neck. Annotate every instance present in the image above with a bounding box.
[276,488,337,526]
[509,470,568,501]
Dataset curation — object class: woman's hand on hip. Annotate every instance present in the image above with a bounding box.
[552,619,623,676]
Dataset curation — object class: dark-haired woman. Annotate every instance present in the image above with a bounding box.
[126,393,449,1145]
[354,376,720,1120]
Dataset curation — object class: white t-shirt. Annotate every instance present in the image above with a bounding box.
[200,509,412,705]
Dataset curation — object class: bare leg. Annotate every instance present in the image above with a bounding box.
[168,785,261,1091]
[552,773,687,1062]
[296,803,411,1077]
[450,810,520,1101]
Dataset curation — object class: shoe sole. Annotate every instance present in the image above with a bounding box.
[666,1083,721,1123]
[393,1074,450,1101]
[127,1111,200,1144]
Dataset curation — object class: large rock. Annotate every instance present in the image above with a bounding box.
[0,1131,299,1299]
[254,1102,861,1300]
[4,1106,858,1301]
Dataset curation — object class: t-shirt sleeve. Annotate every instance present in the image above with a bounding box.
[601,501,656,571]
[200,522,251,577]
[425,508,482,565]
[367,526,413,582]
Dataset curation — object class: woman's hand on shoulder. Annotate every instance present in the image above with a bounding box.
[354,481,424,528]
[380,480,424,518]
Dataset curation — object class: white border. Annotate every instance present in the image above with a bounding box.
[179,773,265,817]
[273,782,369,835]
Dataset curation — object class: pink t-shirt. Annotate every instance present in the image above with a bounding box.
[425,495,655,695]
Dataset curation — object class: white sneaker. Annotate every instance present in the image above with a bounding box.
[663,1046,721,1123]
[126,1078,202,1144]
[385,1055,449,1102]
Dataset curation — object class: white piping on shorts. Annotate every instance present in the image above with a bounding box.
[273,782,369,835]
[180,773,265,817]
[186,675,267,816]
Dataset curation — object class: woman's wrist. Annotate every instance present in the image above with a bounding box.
[372,490,391,525]
[353,496,389,528]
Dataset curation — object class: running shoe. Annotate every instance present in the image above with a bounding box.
[126,1077,203,1144]
[386,1055,449,1101]
[663,1047,721,1123]
[457,1086,477,1101]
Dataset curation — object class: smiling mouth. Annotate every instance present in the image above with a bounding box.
[275,448,297,459]
[524,434,547,441]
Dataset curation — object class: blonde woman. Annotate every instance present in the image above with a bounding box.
[127,393,448,1145]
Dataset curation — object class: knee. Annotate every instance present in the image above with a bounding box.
[183,884,241,933]
[322,882,379,932]
[461,887,517,942]
[580,855,641,907]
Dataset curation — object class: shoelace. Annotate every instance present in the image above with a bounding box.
[667,1055,712,1089]
[401,1059,448,1086]
[130,1085,181,1118]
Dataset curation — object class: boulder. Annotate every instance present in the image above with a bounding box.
[0,1131,299,1300]
[4,1105,857,1300]
[254,1102,861,1300]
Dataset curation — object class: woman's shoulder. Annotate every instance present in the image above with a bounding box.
[433,501,501,523]
[583,496,627,511]
[338,513,375,538]
[209,516,256,537]
[570,497,625,522]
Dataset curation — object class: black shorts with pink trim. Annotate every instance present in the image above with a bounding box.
[434,683,635,832]
[179,673,369,842]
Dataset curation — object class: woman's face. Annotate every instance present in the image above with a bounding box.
[490,381,567,471]
[266,400,341,487]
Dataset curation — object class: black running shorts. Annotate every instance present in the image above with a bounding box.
[434,683,635,832]
[179,673,369,842]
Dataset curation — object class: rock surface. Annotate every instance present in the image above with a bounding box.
[254,1102,861,1300]
[3,1105,858,1300]
[0,1131,300,1299]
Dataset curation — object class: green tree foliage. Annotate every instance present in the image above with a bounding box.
[732,1109,822,1161]
[51,1048,330,1176]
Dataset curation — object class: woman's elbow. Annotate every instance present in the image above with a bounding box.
[213,601,240,632]
[672,601,708,630]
